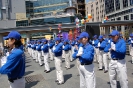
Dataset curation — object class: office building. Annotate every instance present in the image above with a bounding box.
[0,0,78,28]
[0,0,26,28]
[86,0,105,34]
[77,0,86,17]
[86,0,105,22]
[105,0,133,35]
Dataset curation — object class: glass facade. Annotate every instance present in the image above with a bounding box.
[105,0,114,14]
[16,20,28,27]
[25,0,69,18]
[16,16,75,27]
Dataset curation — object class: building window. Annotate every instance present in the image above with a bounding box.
[96,7,98,10]
[91,4,93,7]
[131,14,133,20]
[92,18,94,22]
[124,15,129,20]
[91,9,93,12]
[105,0,115,14]
[102,4,104,8]
[117,26,121,31]
[115,0,120,10]
[99,0,102,2]
[130,0,133,5]
[123,0,128,8]
[117,17,121,20]
[111,18,115,21]
[96,2,98,5]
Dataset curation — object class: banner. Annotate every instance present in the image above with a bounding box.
[68,29,73,40]
[62,32,68,40]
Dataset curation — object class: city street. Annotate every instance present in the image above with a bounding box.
[0,52,133,88]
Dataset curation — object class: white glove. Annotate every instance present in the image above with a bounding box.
[111,42,115,51]
[92,40,94,44]
[6,52,9,56]
[53,46,56,51]
[63,45,65,48]
[76,47,83,56]
[36,46,38,49]
[108,40,110,43]
[98,42,100,47]
[1,56,7,67]
[131,40,133,43]
[41,46,43,49]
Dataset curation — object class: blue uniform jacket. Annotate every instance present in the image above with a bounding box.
[31,44,34,49]
[42,44,49,53]
[111,39,126,59]
[69,44,71,50]
[131,39,133,47]
[31,44,36,50]
[53,43,62,57]
[27,44,31,47]
[93,39,99,48]
[36,44,42,51]
[49,43,55,49]
[19,45,24,51]
[0,48,25,79]
[99,40,107,50]
[63,44,69,51]
[104,39,112,52]
[128,39,131,45]
[104,38,108,43]
[104,43,111,52]
[71,41,76,46]
[59,42,63,46]
[89,40,92,45]
[74,43,94,63]
[72,43,83,59]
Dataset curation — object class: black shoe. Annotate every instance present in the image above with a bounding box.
[44,70,47,72]
[46,71,50,73]
[99,69,103,71]
[104,70,108,73]
[57,82,64,85]
[40,64,43,66]
[66,68,70,70]
[55,80,59,82]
